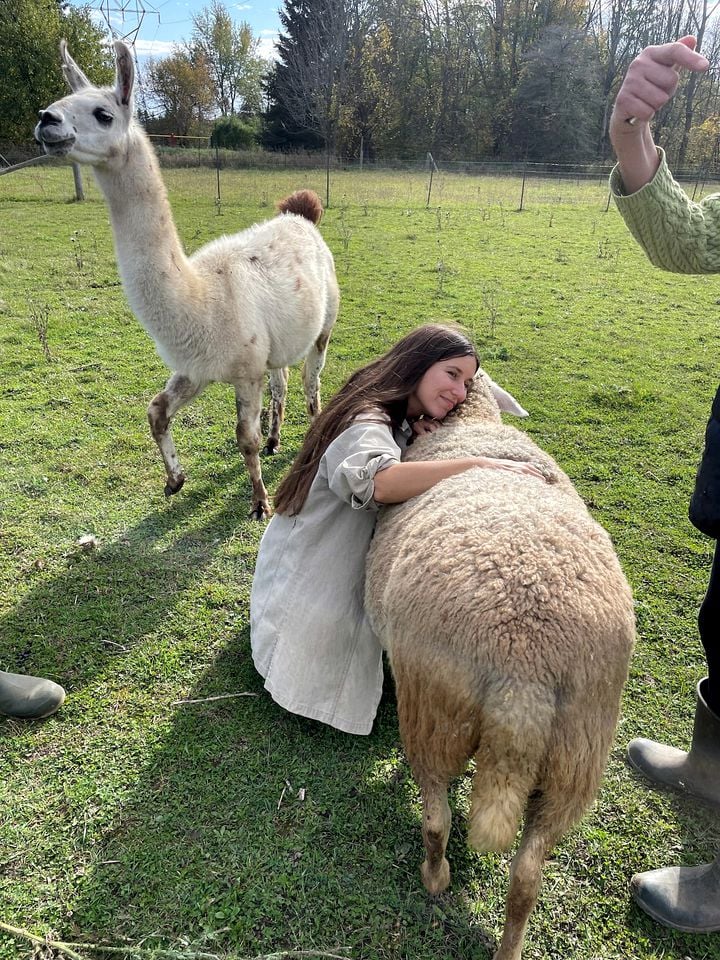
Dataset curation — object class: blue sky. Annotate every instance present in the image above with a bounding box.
[67,0,282,61]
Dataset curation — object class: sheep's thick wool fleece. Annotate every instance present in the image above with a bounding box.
[366,390,635,788]
[610,147,720,274]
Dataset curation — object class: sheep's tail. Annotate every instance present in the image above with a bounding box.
[467,683,555,852]
[276,189,323,225]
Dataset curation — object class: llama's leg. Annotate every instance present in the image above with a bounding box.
[493,798,559,960]
[264,367,288,455]
[235,381,270,521]
[419,779,452,895]
[148,373,207,497]
[302,329,332,420]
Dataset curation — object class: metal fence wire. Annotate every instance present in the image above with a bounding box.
[3,139,720,210]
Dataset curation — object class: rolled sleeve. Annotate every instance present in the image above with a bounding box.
[324,419,402,511]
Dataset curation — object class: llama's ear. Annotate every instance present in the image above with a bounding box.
[114,41,135,108]
[60,39,91,92]
[485,375,529,417]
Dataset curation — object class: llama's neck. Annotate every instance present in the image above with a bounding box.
[92,128,202,332]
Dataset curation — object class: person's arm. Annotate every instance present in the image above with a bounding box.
[609,37,708,194]
[373,457,545,505]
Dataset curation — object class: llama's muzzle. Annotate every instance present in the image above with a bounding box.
[35,109,76,153]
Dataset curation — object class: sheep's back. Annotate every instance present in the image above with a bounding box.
[366,437,634,706]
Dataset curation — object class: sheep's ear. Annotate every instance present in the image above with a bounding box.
[487,377,529,417]
[114,40,135,108]
[60,40,91,92]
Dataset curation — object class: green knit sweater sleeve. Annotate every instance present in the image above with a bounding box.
[609,147,720,274]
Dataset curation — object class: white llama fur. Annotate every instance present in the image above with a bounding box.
[35,40,339,519]
[365,372,635,960]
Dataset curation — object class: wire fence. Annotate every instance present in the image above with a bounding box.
[3,138,720,211]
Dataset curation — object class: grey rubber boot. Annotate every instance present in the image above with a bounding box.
[0,670,66,719]
[631,852,720,932]
[626,678,720,808]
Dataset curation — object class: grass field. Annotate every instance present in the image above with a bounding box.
[1,161,720,960]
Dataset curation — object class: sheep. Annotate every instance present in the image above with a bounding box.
[365,370,635,960]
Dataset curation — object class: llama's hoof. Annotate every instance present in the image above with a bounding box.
[421,857,450,895]
[262,441,279,456]
[249,501,272,521]
[164,476,185,497]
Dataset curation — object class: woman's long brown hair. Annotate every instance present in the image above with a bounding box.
[273,323,479,515]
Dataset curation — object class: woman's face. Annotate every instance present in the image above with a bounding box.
[406,355,477,420]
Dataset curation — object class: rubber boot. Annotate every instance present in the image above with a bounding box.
[631,852,720,932]
[0,670,65,719]
[627,678,720,808]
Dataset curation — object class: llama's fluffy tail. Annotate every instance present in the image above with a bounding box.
[277,189,324,224]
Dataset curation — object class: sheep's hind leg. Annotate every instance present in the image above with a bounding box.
[264,367,288,455]
[302,330,331,419]
[493,797,558,960]
[419,780,452,895]
[235,381,270,521]
[148,373,206,497]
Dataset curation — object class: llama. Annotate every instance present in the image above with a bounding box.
[35,41,339,519]
[365,371,635,960]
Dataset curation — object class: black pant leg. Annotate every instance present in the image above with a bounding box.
[698,541,720,715]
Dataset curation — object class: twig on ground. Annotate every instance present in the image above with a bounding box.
[100,639,128,650]
[0,921,86,960]
[171,692,259,706]
[0,924,350,960]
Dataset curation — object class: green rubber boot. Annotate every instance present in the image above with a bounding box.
[631,852,720,932]
[626,678,720,808]
[0,670,66,719]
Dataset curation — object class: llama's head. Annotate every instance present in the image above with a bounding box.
[35,41,135,166]
[445,368,529,425]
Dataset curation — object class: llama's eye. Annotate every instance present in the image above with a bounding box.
[93,108,113,126]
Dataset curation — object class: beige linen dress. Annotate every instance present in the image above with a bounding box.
[250,414,412,735]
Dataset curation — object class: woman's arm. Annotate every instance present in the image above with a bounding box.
[609,37,708,194]
[373,457,546,505]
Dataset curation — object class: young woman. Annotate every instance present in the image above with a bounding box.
[250,323,543,735]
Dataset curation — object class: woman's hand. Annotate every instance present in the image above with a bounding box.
[610,38,707,134]
[411,417,443,436]
[609,37,709,194]
[475,456,547,481]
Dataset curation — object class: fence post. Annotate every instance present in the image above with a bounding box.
[426,152,437,208]
[359,134,364,172]
[72,162,84,201]
[518,157,527,212]
[215,141,221,212]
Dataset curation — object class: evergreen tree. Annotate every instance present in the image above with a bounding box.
[510,27,603,161]
[262,0,342,151]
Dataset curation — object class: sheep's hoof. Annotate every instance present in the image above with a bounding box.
[164,475,186,497]
[249,501,272,522]
[421,857,450,895]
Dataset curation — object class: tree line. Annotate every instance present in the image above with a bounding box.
[265,0,720,166]
[2,0,720,166]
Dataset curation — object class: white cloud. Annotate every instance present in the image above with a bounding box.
[131,39,177,56]
[257,32,278,60]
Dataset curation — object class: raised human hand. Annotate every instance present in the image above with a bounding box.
[611,37,708,133]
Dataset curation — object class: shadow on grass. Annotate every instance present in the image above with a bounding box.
[0,451,290,694]
[51,638,497,960]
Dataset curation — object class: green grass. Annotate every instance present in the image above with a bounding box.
[1,161,719,960]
